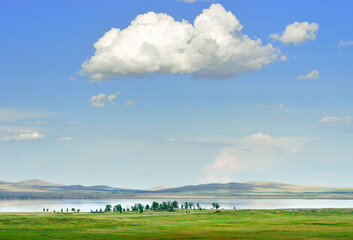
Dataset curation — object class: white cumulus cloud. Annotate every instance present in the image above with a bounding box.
[82,4,280,81]
[297,69,319,80]
[270,22,319,45]
[89,92,121,107]
[2,131,45,142]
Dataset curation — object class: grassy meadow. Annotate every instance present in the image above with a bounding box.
[0,209,352,239]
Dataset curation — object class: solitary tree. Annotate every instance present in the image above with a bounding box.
[212,203,220,211]
[196,203,200,210]
[71,208,76,212]
[145,204,150,210]
[184,202,189,209]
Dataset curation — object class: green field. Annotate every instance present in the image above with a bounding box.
[0,209,352,239]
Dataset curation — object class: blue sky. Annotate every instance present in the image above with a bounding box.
[0,0,352,188]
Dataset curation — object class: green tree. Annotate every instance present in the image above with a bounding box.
[188,202,193,210]
[172,201,179,209]
[114,204,122,213]
[138,203,144,214]
[212,203,220,210]
[105,204,112,212]
[132,204,138,211]
[151,201,159,210]
[71,208,75,212]
[196,203,200,210]
[184,202,189,209]
[145,204,150,210]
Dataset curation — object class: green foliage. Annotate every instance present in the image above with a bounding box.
[172,201,178,209]
[212,203,220,210]
[138,203,144,214]
[151,201,159,210]
[105,205,112,212]
[113,204,122,213]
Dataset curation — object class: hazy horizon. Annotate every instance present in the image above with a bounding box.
[1,0,352,189]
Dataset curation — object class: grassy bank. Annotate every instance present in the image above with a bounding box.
[0,209,352,239]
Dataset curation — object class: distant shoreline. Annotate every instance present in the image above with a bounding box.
[2,193,353,200]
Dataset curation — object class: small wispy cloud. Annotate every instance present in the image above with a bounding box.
[2,131,45,142]
[124,100,136,107]
[297,69,319,80]
[26,121,47,126]
[68,76,76,81]
[65,122,82,126]
[338,40,353,47]
[311,116,353,132]
[59,137,73,142]
[254,103,284,109]
[0,109,55,122]
[180,0,216,2]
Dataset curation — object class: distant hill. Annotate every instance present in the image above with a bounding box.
[1,179,353,200]
[14,179,62,187]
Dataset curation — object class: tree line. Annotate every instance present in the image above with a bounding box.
[42,201,222,213]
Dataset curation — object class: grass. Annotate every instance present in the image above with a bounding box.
[0,209,352,239]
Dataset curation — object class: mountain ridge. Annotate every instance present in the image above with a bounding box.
[1,179,353,200]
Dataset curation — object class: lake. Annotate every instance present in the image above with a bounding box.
[1,199,353,212]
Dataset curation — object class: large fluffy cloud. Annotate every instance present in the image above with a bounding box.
[270,22,319,45]
[82,4,280,80]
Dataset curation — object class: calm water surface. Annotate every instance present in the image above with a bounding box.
[1,199,353,212]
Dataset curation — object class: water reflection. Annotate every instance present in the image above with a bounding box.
[0,199,353,212]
